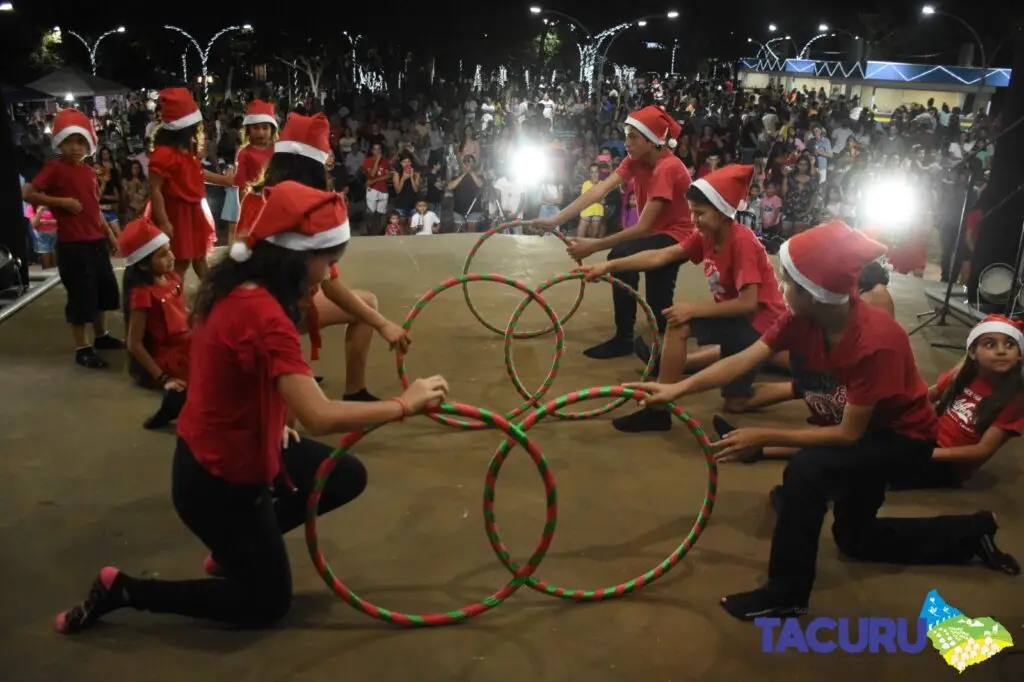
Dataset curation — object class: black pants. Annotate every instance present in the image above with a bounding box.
[608,233,681,336]
[888,459,964,490]
[938,219,969,281]
[126,437,367,626]
[769,432,987,602]
[56,239,120,325]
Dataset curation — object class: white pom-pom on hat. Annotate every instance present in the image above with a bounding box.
[230,241,252,262]
[668,138,678,149]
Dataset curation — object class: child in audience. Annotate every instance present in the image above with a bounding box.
[576,163,605,237]
[582,165,786,433]
[119,216,189,429]
[891,315,1024,490]
[28,204,58,269]
[22,109,125,369]
[410,200,440,235]
[760,180,783,233]
[384,211,403,236]
[631,220,1019,620]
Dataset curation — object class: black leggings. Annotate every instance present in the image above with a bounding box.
[123,437,367,626]
[607,233,682,336]
[769,432,989,602]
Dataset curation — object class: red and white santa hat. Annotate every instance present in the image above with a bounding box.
[624,105,683,149]
[51,109,98,156]
[966,314,1024,350]
[273,112,330,165]
[229,180,350,262]
[780,220,887,304]
[691,165,755,219]
[119,216,170,267]
[242,99,278,128]
[159,87,202,131]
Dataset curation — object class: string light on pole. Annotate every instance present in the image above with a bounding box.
[164,24,253,107]
[799,28,834,58]
[670,39,679,73]
[342,31,363,84]
[356,64,387,94]
[473,64,482,92]
[498,65,508,88]
[62,25,125,76]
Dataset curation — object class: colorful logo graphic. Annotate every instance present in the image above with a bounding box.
[921,589,1013,673]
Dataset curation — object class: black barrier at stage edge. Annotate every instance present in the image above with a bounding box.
[0,87,32,296]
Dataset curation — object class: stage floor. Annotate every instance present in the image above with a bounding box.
[0,234,1020,681]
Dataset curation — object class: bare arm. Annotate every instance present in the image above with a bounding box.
[605,243,687,273]
[590,197,664,249]
[687,284,760,319]
[760,403,875,448]
[203,169,235,187]
[148,174,172,233]
[411,173,421,192]
[22,183,72,211]
[678,341,774,396]
[278,374,404,435]
[932,427,1010,464]
[549,172,622,223]
[321,277,387,329]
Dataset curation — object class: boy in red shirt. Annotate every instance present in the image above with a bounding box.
[584,165,787,433]
[362,142,390,235]
[632,221,1017,620]
[22,109,124,369]
[532,105,696,360]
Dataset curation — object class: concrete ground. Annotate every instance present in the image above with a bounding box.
[0,234,1020,682]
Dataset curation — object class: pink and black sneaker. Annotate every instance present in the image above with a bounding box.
[203,555,227,578]
[54,567,130,635]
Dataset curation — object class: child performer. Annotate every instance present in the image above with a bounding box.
[119,217,189,430]
[226,99,278,243]
[22,109,125,369]
[148,88,235,281]
[631,221,1019,620]
[54,182,451,634]
[890,315,1024,490]
[237,113,411,398]
[532,105,696,360]
[582,165,787,433]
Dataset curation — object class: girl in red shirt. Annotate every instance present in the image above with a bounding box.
[891,315,1024,489]
[226,100,278,244]
[632,221,1018,621]
[55,182,450,634]
[582,165,786,434]
[119,216,190,429]
[238,112,411,397]
[148,88,235,281]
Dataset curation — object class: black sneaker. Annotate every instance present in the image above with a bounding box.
[583,336,634,360]
[612,406,672,433]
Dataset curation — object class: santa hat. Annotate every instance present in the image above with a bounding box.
[242,100,278,128]
[51,109,97,156]
[624,105,682,149]
[691,165,755,219]
[119,216,170,267]
[159,87,202,131]
[780,221,887,304]
[229,180,350,262]
[966,315,1024,351]
[273,113,330,165]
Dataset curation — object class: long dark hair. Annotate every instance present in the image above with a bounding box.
[192,241,347,324]
[251,153,330,194]
[936,354,1024,434]
[122,258,158,385]
[151,121,203,154]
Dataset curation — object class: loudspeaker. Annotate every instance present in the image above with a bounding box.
[968,30,1024,303]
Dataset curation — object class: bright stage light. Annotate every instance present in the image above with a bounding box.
[510,145,548,186]
[862,180,918,226]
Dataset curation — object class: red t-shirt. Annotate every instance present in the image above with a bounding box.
[363,156,391,193]
[149,146,206,202]
[934,369,1024,448]
[30,158,105,242]
[761,297,937,441]
[235,145,274,189]
[130,273,189,343]
[177,286,312,485]
[615,152,696,243]
[681,222,787,333]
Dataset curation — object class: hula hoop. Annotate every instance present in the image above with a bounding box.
[505,271,662,420]
[306,402,559,626]
[486,385,716,600]
[397,273,566,431]
[462,222,586,339]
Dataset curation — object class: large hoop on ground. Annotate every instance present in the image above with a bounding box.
[505,271,662,420]
[485,385,717,600]
[397,273,566,430]
[461,222,586,339]
[306,402,559,626]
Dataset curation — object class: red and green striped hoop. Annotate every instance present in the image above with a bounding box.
[486,385,717,601]
[397,273,566,430]
[306,401,559,627]
[461,222,586,339]
[506,271,662,420]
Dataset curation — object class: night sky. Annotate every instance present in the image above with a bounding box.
[0,0,1019,87]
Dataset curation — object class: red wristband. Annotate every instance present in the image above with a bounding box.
[391,396,411,420]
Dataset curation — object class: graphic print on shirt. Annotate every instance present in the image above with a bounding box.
[704,260,725,296]
[791,355,846,425]
[946,387,982,439]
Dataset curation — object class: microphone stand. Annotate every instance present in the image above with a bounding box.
[908,112,1024,346]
